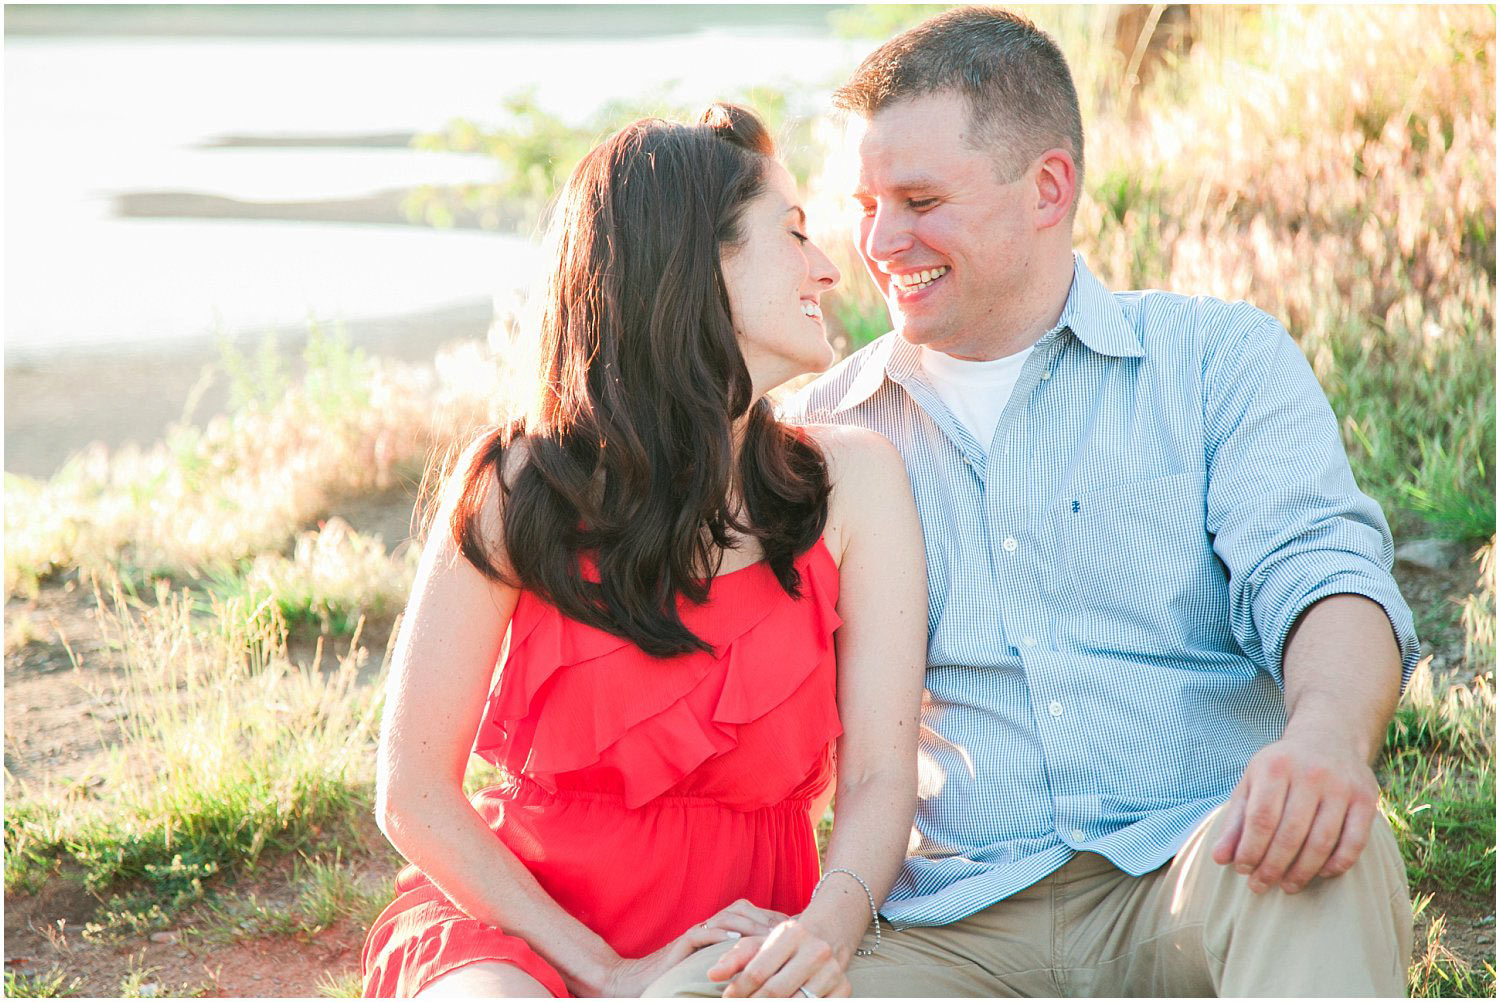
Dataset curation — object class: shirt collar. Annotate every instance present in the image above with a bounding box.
[830,253,1141,415]
[1056,253,1144,360]
[831,331,902,413]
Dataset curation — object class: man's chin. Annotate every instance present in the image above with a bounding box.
[898,323,994,361]
[895,319,949,349]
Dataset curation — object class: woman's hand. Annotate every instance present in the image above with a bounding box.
[698,899,792,938]
[594,900,789,996]
[708,918,852,998]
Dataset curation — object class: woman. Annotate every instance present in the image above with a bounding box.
[362,104,926,998]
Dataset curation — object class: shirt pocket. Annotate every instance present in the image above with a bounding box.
[1057,471,1214,645]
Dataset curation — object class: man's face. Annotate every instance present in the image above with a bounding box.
[852,90,1039,359]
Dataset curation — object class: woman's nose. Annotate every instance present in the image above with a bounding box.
[808,239,841,290]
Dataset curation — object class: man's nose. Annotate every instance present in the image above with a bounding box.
[862,204,913,264]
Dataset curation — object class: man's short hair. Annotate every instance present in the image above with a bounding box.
[833,6,1084,187]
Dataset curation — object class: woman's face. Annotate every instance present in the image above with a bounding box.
[720,162,841,398]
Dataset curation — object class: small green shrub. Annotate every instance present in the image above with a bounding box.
[315,970,364,998]
[2,969,84,998]
[214,518,417,636]
[1381,660,1496,897]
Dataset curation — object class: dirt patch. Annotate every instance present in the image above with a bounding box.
[1420,888,1497,973]
[5,580,134,795]
[3,491,419,996]
[309,482,426,560]
[4,484,422,792]
[1393,548,1491,684]
[3,826,401,998]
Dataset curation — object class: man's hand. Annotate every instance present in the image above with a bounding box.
[1210,731,1381,894]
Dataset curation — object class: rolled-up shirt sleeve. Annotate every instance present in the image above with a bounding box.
[1201,309,1420,689]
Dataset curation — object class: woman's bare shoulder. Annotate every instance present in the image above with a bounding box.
[799,423,906,487]
[798,423,913,565]
[428,427,529,575]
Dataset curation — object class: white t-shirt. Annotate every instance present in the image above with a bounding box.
[918,344,1034,452]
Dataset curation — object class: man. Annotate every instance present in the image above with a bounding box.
[654,7,1417,997]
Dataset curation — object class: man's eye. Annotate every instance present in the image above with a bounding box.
[790,230,809,244]
[909,198,939,210]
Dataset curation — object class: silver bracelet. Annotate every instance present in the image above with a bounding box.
[812,867,881,956]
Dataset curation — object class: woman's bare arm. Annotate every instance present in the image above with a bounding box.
[375,461,628,994]
[802,426,925,949]
[714,425,927,997]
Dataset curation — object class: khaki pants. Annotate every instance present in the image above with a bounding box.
[647,805,1412,997]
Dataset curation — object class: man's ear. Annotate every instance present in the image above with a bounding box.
[1032,148,1077,230]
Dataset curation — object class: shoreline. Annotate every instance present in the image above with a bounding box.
[4,298,493,480]
[5,177,520,481]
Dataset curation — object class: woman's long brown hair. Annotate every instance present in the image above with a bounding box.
[449,104,830,657]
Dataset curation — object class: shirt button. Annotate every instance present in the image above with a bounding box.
[1072,828,1086,842]
[1040,371,1052,380]
[1002,537,1018,552]
[1048,700,1064,717]
[1023,635,1037,647]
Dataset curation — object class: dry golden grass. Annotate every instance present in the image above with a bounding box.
[4,339,512,599]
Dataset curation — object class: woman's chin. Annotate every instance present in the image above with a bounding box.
[804,341,837,375]
[754,332,845,394]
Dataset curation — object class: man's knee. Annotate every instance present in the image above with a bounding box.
[1187,804,1407,906]
[644,940,737,998]
[1187,808,1412,995]
[1298,809,1412,957]
[1248,807,1406,915]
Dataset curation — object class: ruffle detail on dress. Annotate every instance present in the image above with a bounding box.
[472,539,842,810]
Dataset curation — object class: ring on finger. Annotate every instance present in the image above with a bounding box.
[798,988,817,998]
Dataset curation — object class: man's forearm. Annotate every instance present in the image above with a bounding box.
[1211,592,1405,891]
[1280,592,1403,761]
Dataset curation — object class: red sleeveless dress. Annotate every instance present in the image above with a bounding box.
[361,538,842,997]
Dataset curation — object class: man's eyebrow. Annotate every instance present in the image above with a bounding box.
[782,204,806,226]
[851,175,945,197]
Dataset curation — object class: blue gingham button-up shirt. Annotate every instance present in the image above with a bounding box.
[784,255,1419,929]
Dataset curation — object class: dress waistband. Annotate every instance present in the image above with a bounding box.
[483,774,815,812]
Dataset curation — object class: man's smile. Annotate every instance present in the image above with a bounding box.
[887,266,950,300]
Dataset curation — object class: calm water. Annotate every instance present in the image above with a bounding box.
[5,29,866,362]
